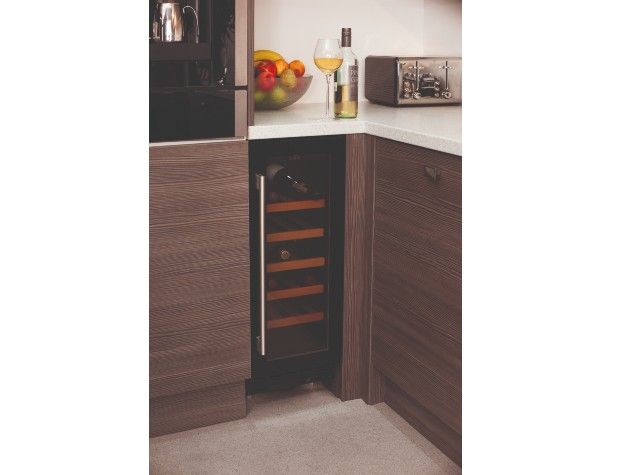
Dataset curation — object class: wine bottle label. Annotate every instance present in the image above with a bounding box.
[348,65,358,101]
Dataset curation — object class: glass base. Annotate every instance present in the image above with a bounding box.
[309,116,337,122]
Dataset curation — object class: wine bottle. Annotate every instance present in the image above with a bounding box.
[274,244,295,261]
[334,28,358,118]
[266,163,321,199]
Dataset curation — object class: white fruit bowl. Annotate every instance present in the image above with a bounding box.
[254,75,313,110]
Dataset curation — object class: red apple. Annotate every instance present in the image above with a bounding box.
[256,60,277,77]
[256,71,275,92]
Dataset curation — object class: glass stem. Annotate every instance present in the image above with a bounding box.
[326,74,332,118]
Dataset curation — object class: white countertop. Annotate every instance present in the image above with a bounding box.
[248,102,462,156]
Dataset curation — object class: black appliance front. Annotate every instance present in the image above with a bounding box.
[149,88,245,142]
[149,0,246,142]
[248,136,346,394]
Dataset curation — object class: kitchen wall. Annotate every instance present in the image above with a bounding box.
[254,0,461,104]
[423,0,462,56]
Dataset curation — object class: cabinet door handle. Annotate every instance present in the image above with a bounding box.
[256,173,266,356]
[425,166,441,183]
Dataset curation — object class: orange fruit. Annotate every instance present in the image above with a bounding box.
[274,59,289,77]
[289,60,305,77]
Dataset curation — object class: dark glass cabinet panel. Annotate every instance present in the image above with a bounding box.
[149,0,246,142]
[150,88,244,142]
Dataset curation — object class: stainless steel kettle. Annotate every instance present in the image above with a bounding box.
[152,2,199,43]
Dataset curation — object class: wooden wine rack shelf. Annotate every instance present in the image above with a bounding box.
[266,311,325,329]
[266,228,325,243]
[267,284,325,301]
[266,199,326,213]
[266,257,326,273]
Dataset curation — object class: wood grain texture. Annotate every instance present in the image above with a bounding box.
[150,382,246,437]
[150,141,251,401]
[365,56,398,106]
[266,199,326,213]
[373,335,461,432]
[266,311,324,329]
[266,257,325,273]
[267,284,324,301]
[331,134,381,403]
[372,137,461,463]
[266,228,325,242]
[385,378,462,466]
[373,187,461,341]
[374,137,461,207]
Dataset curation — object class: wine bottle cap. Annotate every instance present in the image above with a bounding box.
[342,28,351,47]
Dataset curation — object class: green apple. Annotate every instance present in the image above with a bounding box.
[270,86,287,104]
[254,90,266,105]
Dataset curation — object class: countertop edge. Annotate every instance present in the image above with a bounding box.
[364,122,462,156]
[248,106,462,156]
[247,121,365,141]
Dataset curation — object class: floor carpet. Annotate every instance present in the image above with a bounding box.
[150,383,461,474]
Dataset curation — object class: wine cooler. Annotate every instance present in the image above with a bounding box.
[248,136,345,393]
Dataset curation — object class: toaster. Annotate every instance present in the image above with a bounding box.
[365,56,461,106]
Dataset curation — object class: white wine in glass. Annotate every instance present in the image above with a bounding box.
[313,39,342,119]
[314,57,343,74]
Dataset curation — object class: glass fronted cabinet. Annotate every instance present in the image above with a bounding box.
[149,0,249,142]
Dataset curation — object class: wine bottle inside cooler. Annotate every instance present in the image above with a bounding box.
[266,163,321,199]
[274,244,297,261]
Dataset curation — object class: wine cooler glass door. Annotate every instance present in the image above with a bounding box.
[256,162,331,361]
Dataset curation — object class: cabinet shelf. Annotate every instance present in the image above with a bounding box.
[149,42,211,62]
[266,199,326,213]
[266,228,325,243]
[267,284,325,301]
[267,311,325,329]
[266,257,326,273]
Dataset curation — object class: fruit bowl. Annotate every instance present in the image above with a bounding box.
[254,75,312,110]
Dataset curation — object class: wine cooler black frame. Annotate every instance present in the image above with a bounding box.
[247,136,346,394]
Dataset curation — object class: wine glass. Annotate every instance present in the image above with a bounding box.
[313,39,343,120]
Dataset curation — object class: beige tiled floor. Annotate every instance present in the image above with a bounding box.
[150,383,461,474]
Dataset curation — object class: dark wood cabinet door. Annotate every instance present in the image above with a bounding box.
[150,141,250,400]
[372,137,462,464]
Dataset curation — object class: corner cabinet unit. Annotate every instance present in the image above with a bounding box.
[149,141,250,437]
[371,138,462,464]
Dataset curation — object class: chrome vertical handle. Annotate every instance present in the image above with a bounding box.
[256,174,266,356]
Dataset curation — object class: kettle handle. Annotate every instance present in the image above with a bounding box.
[183,5,200,44]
